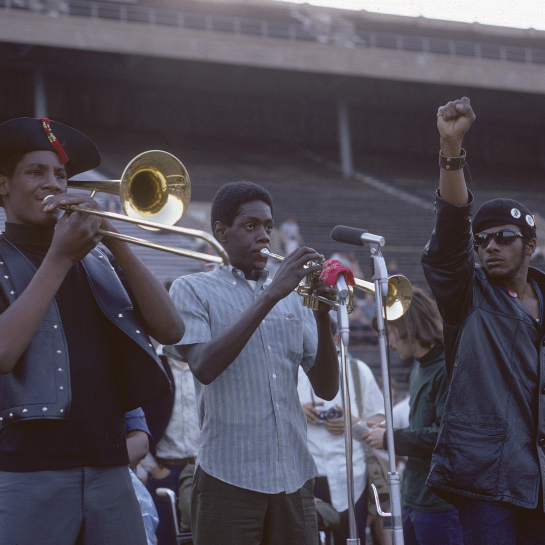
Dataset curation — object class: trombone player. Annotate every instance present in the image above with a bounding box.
[167,181,339,545]
[0,117,184,545]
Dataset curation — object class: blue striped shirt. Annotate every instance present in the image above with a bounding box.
[168,265,318,494]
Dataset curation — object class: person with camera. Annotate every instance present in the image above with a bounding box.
[298,321,384,544]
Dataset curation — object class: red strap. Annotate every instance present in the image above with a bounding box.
[39,118,69,165]
[319,259,355,286]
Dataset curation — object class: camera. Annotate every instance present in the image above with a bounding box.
[316,407,343,422]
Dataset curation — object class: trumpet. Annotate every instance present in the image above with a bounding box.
[64,150,229,266]
[260,249,412,320]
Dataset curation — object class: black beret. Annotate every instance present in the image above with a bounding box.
[473,198,536,237]
[0,117,100,177]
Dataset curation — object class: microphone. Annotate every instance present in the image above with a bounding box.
[335,273,350,347]
[330,225,385,247]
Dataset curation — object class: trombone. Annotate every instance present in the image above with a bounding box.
[64,150,229,266]
[260,249,412,319]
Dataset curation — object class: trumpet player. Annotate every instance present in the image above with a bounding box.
[167,181,339,545]
[0,117,184,545]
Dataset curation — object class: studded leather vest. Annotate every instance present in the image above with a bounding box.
[0,235,171,430]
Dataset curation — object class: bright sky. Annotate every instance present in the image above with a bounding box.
[274,0,545,32]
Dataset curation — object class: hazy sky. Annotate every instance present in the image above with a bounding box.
[274,0,545,31]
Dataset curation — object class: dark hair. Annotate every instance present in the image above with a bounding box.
[211,181,274,238]
[0,152,26,207]
[372,287,443,349]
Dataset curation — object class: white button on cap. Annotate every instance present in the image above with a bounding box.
[56,350,62,354]
[42,407,48,412]
[59,386,64,391]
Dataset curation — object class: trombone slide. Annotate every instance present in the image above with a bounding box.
[62,205,229,266]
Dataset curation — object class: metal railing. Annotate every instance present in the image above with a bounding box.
[2,0,545,65]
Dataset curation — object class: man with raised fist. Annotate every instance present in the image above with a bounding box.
[421,97,545,544]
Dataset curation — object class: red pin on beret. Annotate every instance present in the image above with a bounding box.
[0,117,101,177]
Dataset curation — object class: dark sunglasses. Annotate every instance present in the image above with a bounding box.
[473,230,525,247]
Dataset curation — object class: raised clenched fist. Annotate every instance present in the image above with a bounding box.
[437,97,476,143]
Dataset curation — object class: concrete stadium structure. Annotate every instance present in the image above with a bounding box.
[2,0,545,173]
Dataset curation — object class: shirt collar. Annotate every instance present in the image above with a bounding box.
[416,345,443,368]
[215,264,270,287]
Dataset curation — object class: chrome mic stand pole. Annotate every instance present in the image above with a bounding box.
[336,274,360,545]
[369,240,404,545]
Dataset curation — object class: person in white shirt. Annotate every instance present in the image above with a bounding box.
[298,326,384,544]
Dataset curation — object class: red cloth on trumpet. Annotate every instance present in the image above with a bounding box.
[319,259,355,286]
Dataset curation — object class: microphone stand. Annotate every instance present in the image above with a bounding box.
[369,242,404,545]
[336,274,360,544]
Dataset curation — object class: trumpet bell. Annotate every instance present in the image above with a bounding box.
[352,275,412,320]
[120,150,191,231]
[384,275,413,321]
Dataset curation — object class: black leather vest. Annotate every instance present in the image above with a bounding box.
[0,235,171,430]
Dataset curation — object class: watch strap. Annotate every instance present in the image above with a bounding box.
[439,148,467,170]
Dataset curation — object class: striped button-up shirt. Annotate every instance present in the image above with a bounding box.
[168,265,318,494]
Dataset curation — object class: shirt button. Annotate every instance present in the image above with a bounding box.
[273,374,277,378]
[539,438,545,446]
[268,346,272,350]
[276,403,280,408]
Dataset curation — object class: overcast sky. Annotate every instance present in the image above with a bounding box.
[274,0,545,31]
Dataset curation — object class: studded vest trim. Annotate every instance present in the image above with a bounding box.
[0,235,170,430]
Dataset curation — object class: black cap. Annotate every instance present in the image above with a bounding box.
[473,198,536,237]
[0,117,101,177]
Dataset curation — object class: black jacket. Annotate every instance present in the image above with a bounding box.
[421,191,545,509]
[0,235,171,429]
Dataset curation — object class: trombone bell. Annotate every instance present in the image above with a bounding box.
[121,151,190,231]
[66,150,229,266]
